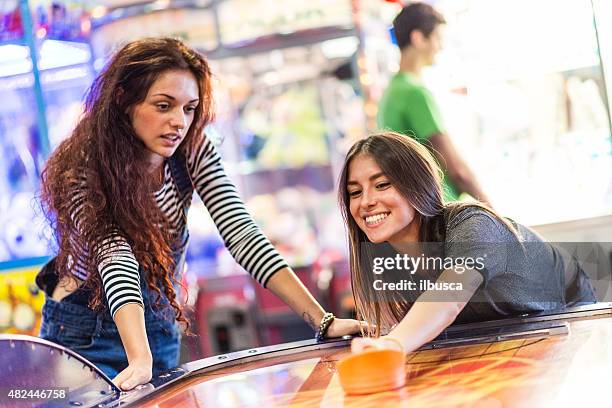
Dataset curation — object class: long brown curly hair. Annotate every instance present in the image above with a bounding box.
[41,38,214,327]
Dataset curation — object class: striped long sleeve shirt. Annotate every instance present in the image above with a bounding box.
[69,137,288,318]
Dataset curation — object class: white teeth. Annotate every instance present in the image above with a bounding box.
[365,213,389,224]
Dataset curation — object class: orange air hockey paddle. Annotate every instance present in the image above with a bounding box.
[337,345,406,394]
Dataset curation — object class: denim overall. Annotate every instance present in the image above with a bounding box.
[39,152,193,379]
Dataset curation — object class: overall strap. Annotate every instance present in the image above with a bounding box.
[165,149,193,277]
[167,149,194,204]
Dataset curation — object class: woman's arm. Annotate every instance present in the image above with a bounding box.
[95,237,152,391]
[266,267,362,337]
[265,267,325,328]
[353,268,483,353]
[112,304,153,390]
[190,138,362,337]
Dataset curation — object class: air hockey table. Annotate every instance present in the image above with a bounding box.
[1,303,611,407]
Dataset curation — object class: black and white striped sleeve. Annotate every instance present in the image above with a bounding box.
[189,137,289,287]
[95,233,143,318]
[68,185,144,318]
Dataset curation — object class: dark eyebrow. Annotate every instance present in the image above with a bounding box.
[347,172,386,185]
[152,93,199,103]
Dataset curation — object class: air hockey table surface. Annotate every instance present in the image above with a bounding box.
[2,303,612,408]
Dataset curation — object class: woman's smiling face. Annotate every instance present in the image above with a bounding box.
[347,154,420,245]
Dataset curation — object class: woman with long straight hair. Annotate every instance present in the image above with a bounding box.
[39,37,361,390]
[338,131,596,352]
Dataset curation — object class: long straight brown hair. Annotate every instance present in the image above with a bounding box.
[41,38,215,326]
[338,132,517,336]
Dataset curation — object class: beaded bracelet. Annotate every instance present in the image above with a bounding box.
[315,312,335,342]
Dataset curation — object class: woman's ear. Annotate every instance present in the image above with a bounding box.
[116,87,132,118]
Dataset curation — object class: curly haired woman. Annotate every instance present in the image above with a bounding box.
[39,38,360,390]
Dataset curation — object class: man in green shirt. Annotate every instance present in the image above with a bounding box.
[378,3,491,206]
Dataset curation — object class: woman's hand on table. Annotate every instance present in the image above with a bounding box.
[112,356,153,391]
[351,336,404,353]
[325,318,367,337]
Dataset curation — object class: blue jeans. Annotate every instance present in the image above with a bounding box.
[39,277,181,379]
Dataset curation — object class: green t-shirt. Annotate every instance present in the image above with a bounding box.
[377,72,459,201]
